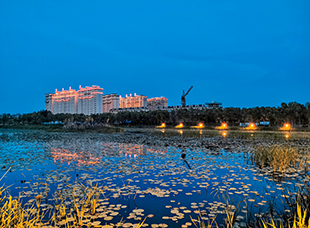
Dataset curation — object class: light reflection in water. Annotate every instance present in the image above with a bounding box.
[178,130,183,135]
[161,129,165,133]
[200,130,202,135]
[285,133,290,139]
[51,148,100,166]
[222,131,227,137]
[118,143,144,158]
[51,142,168,167]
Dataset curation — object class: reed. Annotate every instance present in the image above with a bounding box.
[0,172,48,227]
[254,145,310,172]
[261,203,310,228]
[190,210,218,228]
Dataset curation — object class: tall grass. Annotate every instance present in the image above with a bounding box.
[254,145,310,172]
[0,168,48,227]
[0,177,146,227]
[261,203,310,228]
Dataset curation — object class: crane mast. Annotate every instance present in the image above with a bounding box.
[181,86,193,108]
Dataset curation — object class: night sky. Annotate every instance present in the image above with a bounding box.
[1,1,309,114]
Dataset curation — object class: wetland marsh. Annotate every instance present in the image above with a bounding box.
[0,129,309,227]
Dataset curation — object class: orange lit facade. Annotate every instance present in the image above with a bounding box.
[103,93,119,113]
[119,93,147,108]
[147,97,168,111]
[45,85,103,115]
[77,86,103,115]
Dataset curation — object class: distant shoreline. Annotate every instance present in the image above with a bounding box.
[0,124,124,133]
[2,125,310,140]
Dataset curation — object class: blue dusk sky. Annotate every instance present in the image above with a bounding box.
[0,1,309,114]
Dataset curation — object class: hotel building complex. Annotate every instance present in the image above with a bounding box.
[103,93,168,113]
[119,94,147,109]
[102,94,119,113]
[45,85,103,115]
[147,97,168,111]
[46,85,171,114]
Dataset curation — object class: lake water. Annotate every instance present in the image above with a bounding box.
[0,129,308,227]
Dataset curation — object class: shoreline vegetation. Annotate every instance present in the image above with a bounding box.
[1,101,310,130]
[0,123,125,133]
[2,125,310,141]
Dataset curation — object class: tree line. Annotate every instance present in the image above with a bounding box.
[1,102,310,127]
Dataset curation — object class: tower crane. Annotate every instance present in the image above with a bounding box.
[181,86,193,108]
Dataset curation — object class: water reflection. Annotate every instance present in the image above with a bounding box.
[178,130,183,135]
[118,143,145,157]
[147,148,167,154]
[51,148,100,166]
[1,130,309,227]
[51,143,168,166]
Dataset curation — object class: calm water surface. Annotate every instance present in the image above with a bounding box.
[0,129,307,227]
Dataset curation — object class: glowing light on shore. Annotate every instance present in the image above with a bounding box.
[280,123,292,131]
[175,123,184,128]
[244,123,257,130]
[191,122,204,129]
[156,123,166,128]
[215,122,229,130]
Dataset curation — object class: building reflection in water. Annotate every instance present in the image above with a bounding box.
[51,148,100,166]
[118,143,145,158]
[51,142,168,166]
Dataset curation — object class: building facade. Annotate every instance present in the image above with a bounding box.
[109,107,149,114]
[77,86,103,115]
[119,94,147,109]
[102,93,119,113]
[159,104,206,112]
[147,97,168,111]
[45,85,103,115]
[205,101,222,109]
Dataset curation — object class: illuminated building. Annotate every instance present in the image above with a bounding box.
[77,86,103,115]
[110,107,149,113]
[45,85,103,115]
[205,101,222,109]
[45,87,77,114]
[160,104,205,112]
[103,94,119,113]
[147,97,168,111]
[119,93,147,109]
